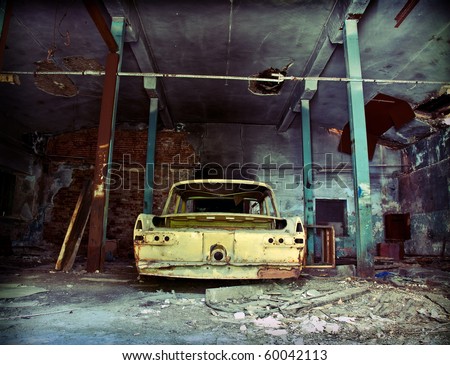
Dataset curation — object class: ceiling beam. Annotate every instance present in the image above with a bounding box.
[277,0,371,132]
[83,0,118,53]
[103,0,174,129]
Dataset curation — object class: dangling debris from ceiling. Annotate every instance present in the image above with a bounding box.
[338,93,415,159]
[34,60,78,97]
[63,56,104,72]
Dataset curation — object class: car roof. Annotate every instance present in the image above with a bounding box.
[171,179,274,192]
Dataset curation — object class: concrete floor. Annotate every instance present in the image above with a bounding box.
[0,253,449,345]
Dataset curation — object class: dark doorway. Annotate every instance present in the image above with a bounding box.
[384,213,411,241]
[315,199,347,237]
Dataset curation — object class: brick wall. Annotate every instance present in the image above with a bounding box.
[44,128,197,257]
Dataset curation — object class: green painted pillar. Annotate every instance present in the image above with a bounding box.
[301,98,315,264]
[343,18,374,277]
[144,77,158,214]
[103,17,125,241]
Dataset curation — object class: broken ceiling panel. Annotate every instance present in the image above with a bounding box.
[338,123,379,160]
[34,60,78,98]
[416,92,450,119]
[63,56,104,72]
[338,93,416,159]
[248,63,292,96]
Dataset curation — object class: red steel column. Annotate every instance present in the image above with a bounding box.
[0,0,12,70]
[86,52,119,272]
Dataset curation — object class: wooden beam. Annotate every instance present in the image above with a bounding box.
[55,180,93,271]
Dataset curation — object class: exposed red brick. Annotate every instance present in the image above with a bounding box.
[44,128,197,257]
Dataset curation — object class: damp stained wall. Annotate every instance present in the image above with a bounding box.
[2,119,409,260]
[196,120,403,258]
[398,128,450,256]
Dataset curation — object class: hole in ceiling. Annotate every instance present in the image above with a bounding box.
[248,62,292,96]
[34,60,78,98]
[415,93,450,118]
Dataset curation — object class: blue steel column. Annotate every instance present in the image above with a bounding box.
[144,77,158,214]
[301,96,315,264]
[343,19,374,277]
[103,17,125,241]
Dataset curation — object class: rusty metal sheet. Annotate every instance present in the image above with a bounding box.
[338,123,378,160]
[338,93,415,159]
[257,267,300,279]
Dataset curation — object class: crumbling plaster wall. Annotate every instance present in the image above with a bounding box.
[311,126,402,257]
[398,128,450,256]
[42,127,197,256]
[0,139,45,250]
[3,120,406,261]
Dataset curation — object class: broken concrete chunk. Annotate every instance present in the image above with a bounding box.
[254,316,282,328]
[334,316,356,323]
[265,329,288,336]
[205,284,272,303]
[324,323,340,333]
[306,289,321,297]
[336,265,356,277]
[233,312,246,320]
[425,293,450,314]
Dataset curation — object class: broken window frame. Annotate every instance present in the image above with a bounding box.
[315,199,348,237]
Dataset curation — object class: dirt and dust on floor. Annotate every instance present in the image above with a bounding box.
[0,252,449,345]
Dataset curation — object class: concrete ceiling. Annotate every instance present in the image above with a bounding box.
[1,0,449,143]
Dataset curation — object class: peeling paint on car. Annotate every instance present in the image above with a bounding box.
[133,179,307,279]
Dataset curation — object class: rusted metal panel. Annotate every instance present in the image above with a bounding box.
[257,268,300,279]
[338,93,415,159]
[367,93,415,130]
[87,52,119,273]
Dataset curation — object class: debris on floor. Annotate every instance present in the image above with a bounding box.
[0,257,449,345]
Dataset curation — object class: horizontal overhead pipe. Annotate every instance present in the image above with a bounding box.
[3,70,449,85]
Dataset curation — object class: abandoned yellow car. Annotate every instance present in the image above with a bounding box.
[133,179,306,279]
